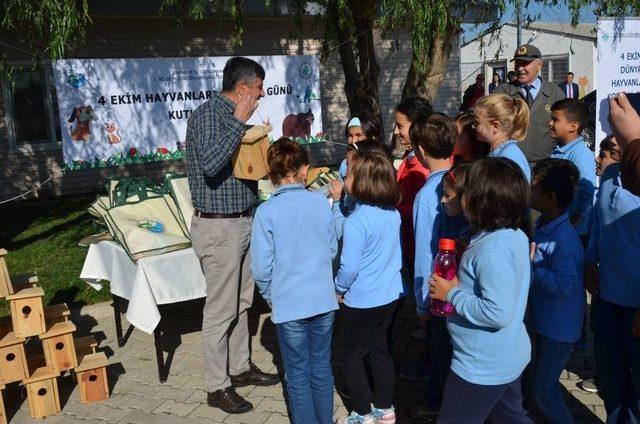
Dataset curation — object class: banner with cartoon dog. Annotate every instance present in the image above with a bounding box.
[52,55,323,171]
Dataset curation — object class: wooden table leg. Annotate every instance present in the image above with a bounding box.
[153,327,166,383]
[112,294,124,348]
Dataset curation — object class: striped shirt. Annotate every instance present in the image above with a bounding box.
[185,92,258,214]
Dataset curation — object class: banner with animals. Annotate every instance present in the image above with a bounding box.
[52,55,323,171]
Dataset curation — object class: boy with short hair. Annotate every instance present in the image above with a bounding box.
[407,113,459,419]
[529,158,585,423]
[596,136,621,177]
[549,99,596,240]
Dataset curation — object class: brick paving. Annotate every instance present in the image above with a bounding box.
[4,295,604,423]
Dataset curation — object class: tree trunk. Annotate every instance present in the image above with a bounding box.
[401,24,459,103]
[327,0,384,137]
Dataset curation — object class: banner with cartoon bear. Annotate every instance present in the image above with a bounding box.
[52,55,323,171]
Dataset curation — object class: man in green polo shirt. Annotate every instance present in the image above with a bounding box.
[494,44,566,167]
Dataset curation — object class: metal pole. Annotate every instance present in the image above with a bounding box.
[516,0,523,47]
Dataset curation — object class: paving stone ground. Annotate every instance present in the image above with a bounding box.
[5,294,604,423]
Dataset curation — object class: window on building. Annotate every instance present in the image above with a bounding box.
[2,65,61,150]
[540,55,570,85]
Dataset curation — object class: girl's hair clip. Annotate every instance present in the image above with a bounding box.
[447,169,456,182]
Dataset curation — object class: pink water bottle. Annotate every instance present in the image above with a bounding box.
[430,238,457,317]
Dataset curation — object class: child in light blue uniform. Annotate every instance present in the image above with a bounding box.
[250,139,338,424]
[335,151,404,424]
[408,113,459,416]
[430,157,532,423]
[586,160,640,422]
[529,159,585,423]
[339,113,384,179]
[474,94,532,182]
[549,99,596,238]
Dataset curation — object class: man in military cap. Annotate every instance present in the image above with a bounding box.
[494,44,566,166]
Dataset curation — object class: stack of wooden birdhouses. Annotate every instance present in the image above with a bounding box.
[0,248,110,422]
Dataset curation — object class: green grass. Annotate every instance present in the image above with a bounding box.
[0,195,111,317]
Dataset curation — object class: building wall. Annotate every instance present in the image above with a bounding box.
[461,25,596,98]
[0,17,460,200]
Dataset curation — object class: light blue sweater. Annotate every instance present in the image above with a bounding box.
[446,228,531,385]
[551,137,596,235]
[489,140,531,183]
[335,203,405,308]
[413,168,452,315]
[251,184,339,324]
[586,164,640,308]
[530,213,585,343]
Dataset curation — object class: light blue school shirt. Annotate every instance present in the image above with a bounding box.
[551,137,596,235]
[521,76,542,100]
[413,168,456,315]
[339,158,348,180]
[530,213,585,343]
[251,184,339,324]
[586,164,640,308]
[335,203,405,309]
[489,140,531,182]
[446,228,531,385]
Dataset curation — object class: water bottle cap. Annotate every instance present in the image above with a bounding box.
[439,238,456,250]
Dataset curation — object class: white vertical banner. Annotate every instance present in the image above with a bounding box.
[52,55,324,171]
[596,17,640,156]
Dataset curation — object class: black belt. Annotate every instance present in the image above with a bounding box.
[194,209,252,219]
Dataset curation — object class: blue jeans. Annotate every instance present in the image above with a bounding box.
[275,311,335,424]
[530,333,574,423]
[592,296,640,423]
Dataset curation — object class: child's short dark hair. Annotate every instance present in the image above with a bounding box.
[409,113,457,159]
[344,111,383,142]
[464,157,530,232]
[349,151,400,208]
[395,97,433,122]
[550,99,589,133]
[532,158,580,210]
[267,137,310,185]
[599,135,613,152]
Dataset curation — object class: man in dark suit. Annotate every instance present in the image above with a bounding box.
[559,72,580,99]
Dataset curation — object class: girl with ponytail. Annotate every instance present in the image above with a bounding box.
[473,94,532,182]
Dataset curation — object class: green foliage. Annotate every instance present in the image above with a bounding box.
[63,148,186,171]
[0,194,109,316]
[1,0,90,59]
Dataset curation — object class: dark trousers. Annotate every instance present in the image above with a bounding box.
[437,371,533,424]
[426,316,453,408]
[592,296,640,423]
[339,301,397,415]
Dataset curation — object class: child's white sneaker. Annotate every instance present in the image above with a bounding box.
[336,411,376,424]
[371,405,396,424]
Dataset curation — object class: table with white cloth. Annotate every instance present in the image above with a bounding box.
[80,240,206,382]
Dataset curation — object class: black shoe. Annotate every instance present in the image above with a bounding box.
[230,362,280,387]
[207,387,253,414]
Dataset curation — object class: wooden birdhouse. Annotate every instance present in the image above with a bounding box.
[44,303,70,326]
[39,321,78,372]
[0,383,6,424]
[7,287,46,338]
[0,329,28,384]
[74,335,98,364]
[23,366,61,419]
[0,248,39,300]
[75,352,109,404]
[232,125,272,180]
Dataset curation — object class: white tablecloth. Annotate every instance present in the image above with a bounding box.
[80,241,206,333]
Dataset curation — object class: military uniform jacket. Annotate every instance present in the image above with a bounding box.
[493,79,566,165]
